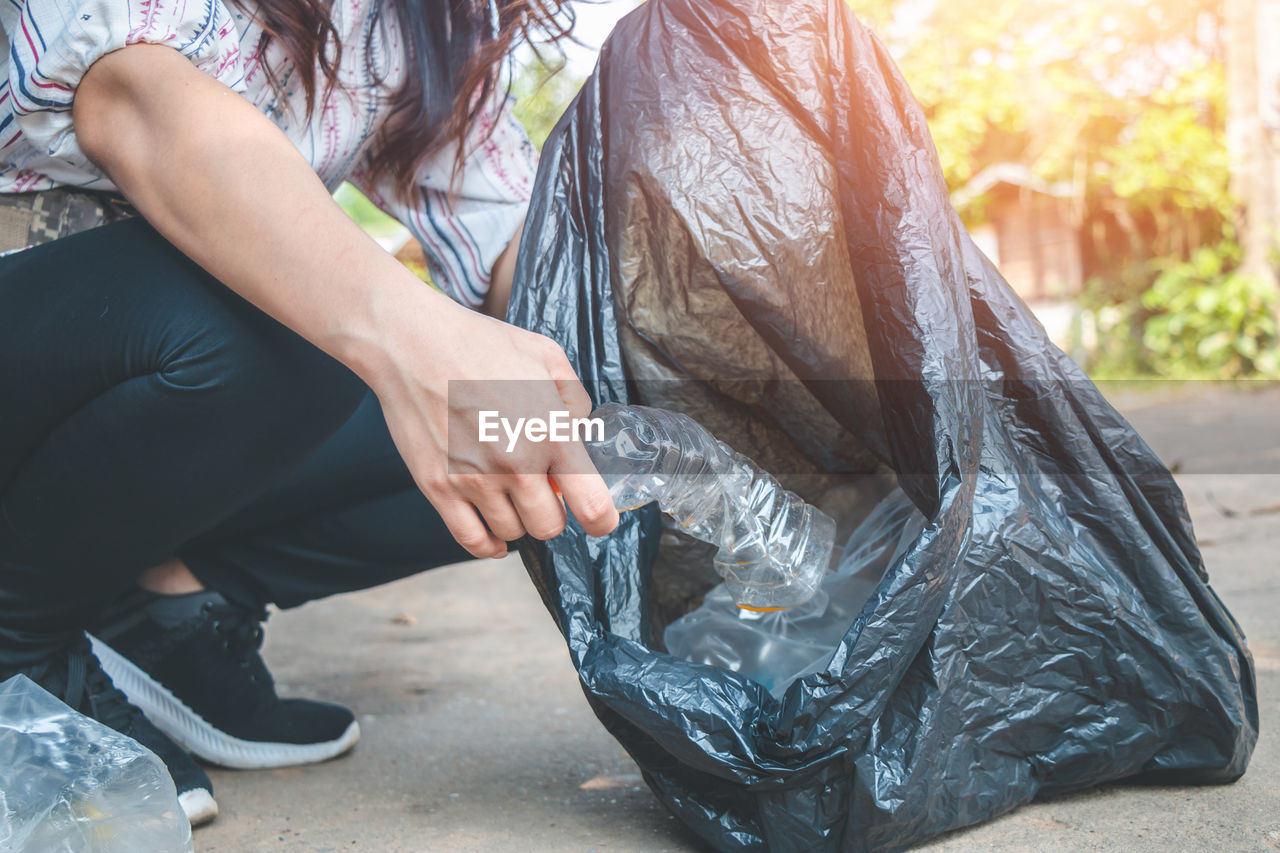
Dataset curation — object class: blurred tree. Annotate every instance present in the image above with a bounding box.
[1226,0,1280,295]
[846,0,1230,287]
[510,52,585,149]
[845,0,1280,377]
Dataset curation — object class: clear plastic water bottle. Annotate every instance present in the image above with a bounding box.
[662,581,870,696]
[585,403,837,611]
[664,488,927,697]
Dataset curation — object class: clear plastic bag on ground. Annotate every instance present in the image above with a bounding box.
[0,674,193,853]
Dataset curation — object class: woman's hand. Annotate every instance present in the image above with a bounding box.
[364,284,619,557]
[74,43,618,556]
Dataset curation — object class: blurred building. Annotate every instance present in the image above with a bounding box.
[956,164,1084,349]
[958,163,1083,303]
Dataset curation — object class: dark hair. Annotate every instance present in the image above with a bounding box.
[232,0,575,201]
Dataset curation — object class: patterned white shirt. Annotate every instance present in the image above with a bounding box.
[0,0,538,306]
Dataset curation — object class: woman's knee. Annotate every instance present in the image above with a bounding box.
[156,299,366,445]
[96,219,368,446]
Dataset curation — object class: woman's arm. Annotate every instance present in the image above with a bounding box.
[73,44,618,556]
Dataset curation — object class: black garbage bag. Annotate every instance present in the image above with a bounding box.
[506,1,1259,850]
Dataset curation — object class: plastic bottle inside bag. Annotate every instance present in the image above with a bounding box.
[585,403,837,611]
[664,489,927,697]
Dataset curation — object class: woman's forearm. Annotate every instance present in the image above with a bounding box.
[72,43,445,382]
[71,43,619,555]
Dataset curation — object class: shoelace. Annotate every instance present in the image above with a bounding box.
[24,640,145,734]
[202,601,273,689]
[78,647,146,733]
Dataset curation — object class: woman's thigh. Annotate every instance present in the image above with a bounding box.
[0,218,364,580]
[184,390,414,546]
[178,391,474,609]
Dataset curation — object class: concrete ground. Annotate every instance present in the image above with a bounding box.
[197,383,1280,853]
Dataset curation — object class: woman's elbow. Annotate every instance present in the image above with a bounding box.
[72,44,195,179]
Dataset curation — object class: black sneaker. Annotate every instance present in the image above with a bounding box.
[88,590,359,770]
[4,637,219,826]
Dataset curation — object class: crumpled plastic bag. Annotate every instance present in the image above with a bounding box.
[0,674,193,853]
[506,0,1258,850]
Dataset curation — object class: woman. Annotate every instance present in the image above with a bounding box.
[0,0,619,826]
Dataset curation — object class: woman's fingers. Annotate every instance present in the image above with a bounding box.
[431,491,508,559]
[538,345,619,538]
[470,491,526,543]
[551,443,620,538]
[542,343,595,418]
[507,474,568,541]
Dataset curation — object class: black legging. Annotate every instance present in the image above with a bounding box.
[0,218,469,669]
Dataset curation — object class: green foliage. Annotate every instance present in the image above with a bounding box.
[510,54,584,150]
[1099,64,1231,218]
[846,0,1277,379]
[844,0,1229,224]
[1075,269,1152,379]
[1079,240,1279,379]
[847,0,1029,193]
[333,182,401,236]
[1140,243,1280,378]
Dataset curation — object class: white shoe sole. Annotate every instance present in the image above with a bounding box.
[88,634,361,770]
[179,788,219,826]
